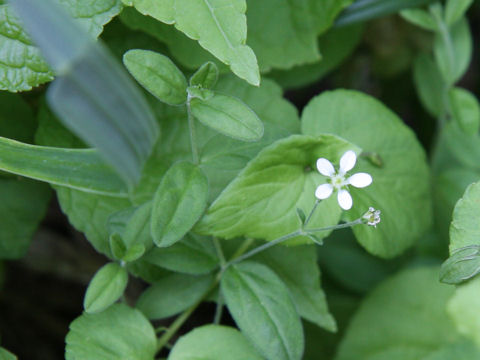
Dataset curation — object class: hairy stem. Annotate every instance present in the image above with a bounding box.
[186,95,200,165]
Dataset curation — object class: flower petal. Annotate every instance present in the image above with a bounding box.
[348,173,372,188]
[315,183,334,200]
[339,150,357,173]
[316,158,335,176]
[337,189,352,210]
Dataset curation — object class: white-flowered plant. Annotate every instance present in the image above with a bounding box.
[362,207,381,227]
[315,150,373,210]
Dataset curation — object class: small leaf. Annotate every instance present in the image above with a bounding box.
[221,261,304,360]
[190,92,264,142]
[168,325,264,360]
[434,18,472,85]
[449,87,480,135]
[450,182,480,252]
[136,273,213,320]
[440,245,480,284]
[144,235,219,275]
[190,61,219,89]
[296,208,306,224]
[445,0,473,26]
[83,262,128,314]
[187,86,214,101]
[126,0,174,24]
[400,8,436,31]
[413,53,445,117]
[123,201,153,250]
[123,243,146,262]
[151,161,208,247]
[123,49,187,105]
[109,233,126,260]
[66,304,156,360]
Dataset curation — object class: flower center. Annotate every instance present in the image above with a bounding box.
[329,173,346,190]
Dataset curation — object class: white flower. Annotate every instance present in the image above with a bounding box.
[362,207,381,227]
[315,150,372,210]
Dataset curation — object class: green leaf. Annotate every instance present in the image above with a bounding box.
[143,235,219,275]
[440,245,480,284]
[400,8,436,31]
[199,76,300,200]
[0,179,51,259]
[84,262,128,314]
[168,325,264,360]
[123,49,187,105]
[413,53,445,118]
[445,0,473,27]
[0,348,16,360]
[336,266,466,360]
[253,244,336,332]
[0,0,121,92]
[434,18,472,85]
[173,0,259,85]
[123,201,153,249]
[335,0,436,27]
[126,0,175,24]
[222,261,304,360]
[190,92,264,142]
[190,61,219,89]
[66,303,156,360]
[447,276,480,347]
[136,272,213,320]
[11,0,159,187]
[196,134,356,243]
[301,90,432,258]
[187,86,214,101]
[109,233,127,260]
[449,182,480,252]
[151,162,208,247]
[0,136,128,196]
[269,24,363,90]
[123,243,146,262]
[449,87,480,136]
[119,7,222,72]
[0,92,36,143]
[56,187,131,256]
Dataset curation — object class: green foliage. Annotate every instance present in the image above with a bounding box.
[151,161,208,247]
[336,266,478,360]
[0,348,16,360]
[168,325,264,360]
[302,90,432,257]
[83,262,128,314]
[123,49,187,105]
[189,61,218,89]
[253,244,336,332]
[449,87,480,135]
[65,304,156,360]
[136,272,213,320]
[221,261,304,360]
[413,53,445,118]
[196,135,355,243]
[190,93,264,142]
[445,0,473,26]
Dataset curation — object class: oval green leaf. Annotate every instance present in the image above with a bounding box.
[123,49,187,105]
[196,134,357,244]
[301,90,432,258]
[190,93,264,142]
[66,303,156,360]
[136,273,213,320]
[221,261,304,360]
[83,262,128,314]
[189,61,218,89]
[151,161,208,247]
[168,325,264,360]
[449,87,480,136]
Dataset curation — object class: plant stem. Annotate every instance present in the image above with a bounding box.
[303,200,320,228]
[228,231,302,266]
[305,218,363,233]
[186,95,199,165]
[213,293,224,324]
[229,238,255,261]
[213,237,226,269]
